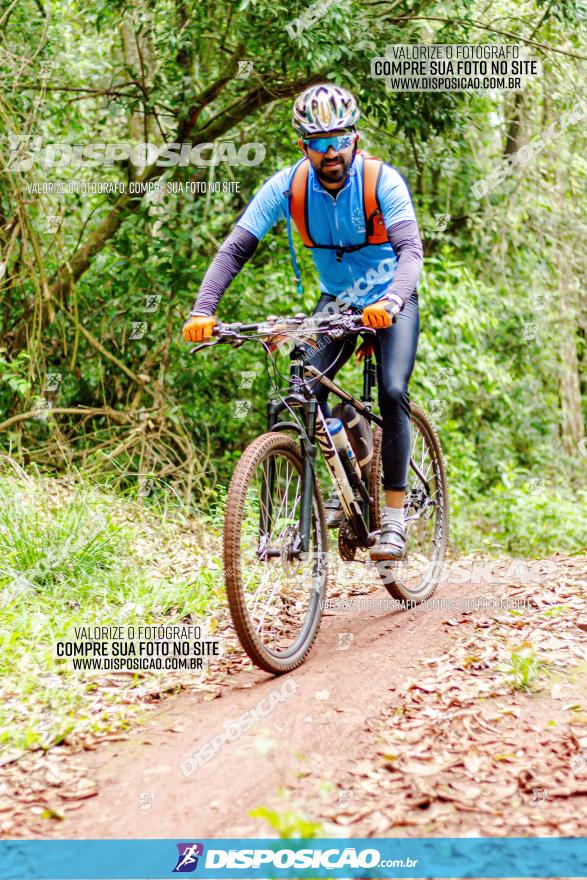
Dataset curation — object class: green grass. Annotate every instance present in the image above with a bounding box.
[0,467,225,753]
[450,481,587,556]
[249,805,324,838]
[506,649,543,692]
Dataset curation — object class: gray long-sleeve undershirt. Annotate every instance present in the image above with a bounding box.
[190,220,423,317]
[190,226,259,317]
[384,219,424,309]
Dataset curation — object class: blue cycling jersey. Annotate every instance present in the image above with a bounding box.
[236,152,417,307]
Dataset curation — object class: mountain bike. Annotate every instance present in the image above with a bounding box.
[191,310,448,674]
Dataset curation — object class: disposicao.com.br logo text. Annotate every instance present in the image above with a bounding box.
[202,846,417,871]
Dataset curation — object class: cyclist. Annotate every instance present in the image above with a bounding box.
[183,84,423,561]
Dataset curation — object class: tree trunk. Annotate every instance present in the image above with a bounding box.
[558,242,585,455]
[504,92,525,157]
[119,21,145,146]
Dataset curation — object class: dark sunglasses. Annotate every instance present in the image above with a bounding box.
[302,134,354,153]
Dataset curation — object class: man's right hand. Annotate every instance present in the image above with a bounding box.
[182,315,217,343]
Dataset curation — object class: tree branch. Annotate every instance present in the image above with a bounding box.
[0,406,133,433]
[177,44,245,141]
[46,70,327,307]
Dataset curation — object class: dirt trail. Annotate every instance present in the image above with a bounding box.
[18,553,587,840]
[36,571,482,839]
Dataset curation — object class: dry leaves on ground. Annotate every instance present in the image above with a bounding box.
[300,555,587,837]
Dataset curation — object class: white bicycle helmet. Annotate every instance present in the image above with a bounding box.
[292,84,360,136]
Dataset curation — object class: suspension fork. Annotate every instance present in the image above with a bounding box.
[290,348,318,556]
[264,353,318,556]
[297,398,318,555]
[362,352,377,405]
[267,397,317,557]
[260,400,282,551]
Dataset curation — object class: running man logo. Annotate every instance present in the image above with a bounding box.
[173,843,205,873]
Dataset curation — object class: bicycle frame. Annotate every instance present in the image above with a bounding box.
[267,337,382,554]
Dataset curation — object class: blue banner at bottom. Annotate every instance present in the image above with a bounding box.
[0,837,586,879]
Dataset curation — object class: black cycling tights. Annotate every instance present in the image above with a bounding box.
[297,291,420,492]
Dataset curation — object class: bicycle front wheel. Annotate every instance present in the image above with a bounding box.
[224,432,329,674]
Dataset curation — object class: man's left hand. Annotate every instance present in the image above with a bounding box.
[361,298,399,329]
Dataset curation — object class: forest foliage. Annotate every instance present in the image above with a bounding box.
[0,0,586,553]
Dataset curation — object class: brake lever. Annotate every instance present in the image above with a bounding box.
[190,341,217,354]
[328,315,371,339]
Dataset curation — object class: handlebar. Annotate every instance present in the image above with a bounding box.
[214,310,365,336]
[189,310,372,355]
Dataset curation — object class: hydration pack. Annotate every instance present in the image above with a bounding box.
[284,150,388,291]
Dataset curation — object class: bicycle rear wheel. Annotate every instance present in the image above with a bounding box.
[224,432,329,674]
[370,403,449,602]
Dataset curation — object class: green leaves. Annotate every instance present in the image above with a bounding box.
[1,0,585,561]
[0,350,31,401]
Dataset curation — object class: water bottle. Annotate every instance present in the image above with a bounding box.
[325,418,362,479]
[332,403,373,481]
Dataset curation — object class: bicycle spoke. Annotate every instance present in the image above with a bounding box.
[373,407,448,600]
[237,447,323,656]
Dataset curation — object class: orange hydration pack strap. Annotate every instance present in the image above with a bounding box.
[289,159,312,247]
[288,150,388,252]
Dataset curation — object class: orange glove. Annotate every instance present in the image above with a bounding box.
[267,334,287,353]
[361,299,395,330]
[183,315,216,343]
[265,322,290,353]
[355,338,375,362]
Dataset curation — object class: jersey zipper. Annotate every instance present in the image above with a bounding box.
[330,191,345,262]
